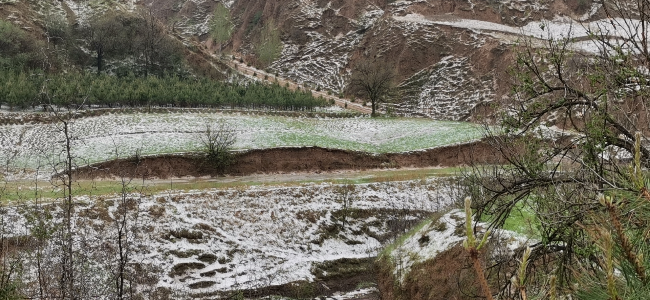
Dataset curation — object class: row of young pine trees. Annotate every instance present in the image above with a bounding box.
[0,70,328,111]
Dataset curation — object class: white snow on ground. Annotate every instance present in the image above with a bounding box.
[222,0,234,9]
[389,0,427,14]
[396,56,494,121]
[5,178,456,298]
[579,2,603,21]
[57,0,138,25]
[0,112,483,179]
[393,13,646,53]
[270,4,384,93]
[170,0,216,37]
[496,0,549,13]
[271,30,361,93]
[389,209,530,282]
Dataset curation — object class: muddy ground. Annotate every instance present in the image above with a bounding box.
[73,139,503,179]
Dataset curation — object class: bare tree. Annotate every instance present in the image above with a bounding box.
[200,120,237,174]
[109,145,143,300]
[135,8,183,77]
[37,75,90,298]
[0,158,24,300]
[348,60,396,116]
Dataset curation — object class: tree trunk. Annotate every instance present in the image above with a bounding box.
[97,48,104,75]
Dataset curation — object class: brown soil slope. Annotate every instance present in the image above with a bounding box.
[74,140,502,179]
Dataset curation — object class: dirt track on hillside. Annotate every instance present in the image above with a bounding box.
[73,139,503,179]
[226,57,373,114]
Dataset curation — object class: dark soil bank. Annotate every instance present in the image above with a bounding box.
[73,139,503,179]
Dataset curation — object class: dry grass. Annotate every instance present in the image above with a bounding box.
[1,167,462,203]
[378,244,484,300]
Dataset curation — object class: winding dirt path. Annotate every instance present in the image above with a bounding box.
[224,56,373,114]
[176,33,371,114]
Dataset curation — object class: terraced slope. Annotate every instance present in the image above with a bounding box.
[227,0,605,121]
[0,112,483,178]
[0,0,613,121]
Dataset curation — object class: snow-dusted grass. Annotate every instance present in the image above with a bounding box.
[5,178,456,297]
[386,209,531,282]
[0,112,483,177]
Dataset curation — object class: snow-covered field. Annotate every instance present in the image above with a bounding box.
[0,112,483,178]
[5,178,457,298]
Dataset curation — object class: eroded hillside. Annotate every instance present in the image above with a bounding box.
[223,0,604,120]
[0,0,606,120]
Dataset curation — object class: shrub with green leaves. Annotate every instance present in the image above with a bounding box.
[256,21,282,67]
[0,20,44,71]
[209,3,234,51]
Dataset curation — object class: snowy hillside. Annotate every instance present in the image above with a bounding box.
[229,0,610,120]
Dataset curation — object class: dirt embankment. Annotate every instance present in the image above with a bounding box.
[73,139,503,179]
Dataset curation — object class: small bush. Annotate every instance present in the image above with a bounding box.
[200,120,237,174]
[169,229,203,240]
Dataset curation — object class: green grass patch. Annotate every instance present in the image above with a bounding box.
[480,201,541,239]
[0,180,266,203]
[1,113,484,171]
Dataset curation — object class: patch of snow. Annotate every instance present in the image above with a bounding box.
[394,13,648,54]
[356,9,384,30]
[579,2,602,21]
[222,0,234,9]
[389,209,530,282]
[388,0,427,14]
[396,56,494,121]
[498,0,549,13]
[0,112,483,179]
[271,30,361,93]
[4,178,456,297]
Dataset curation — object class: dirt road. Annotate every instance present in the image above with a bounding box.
[224,56,373,114]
